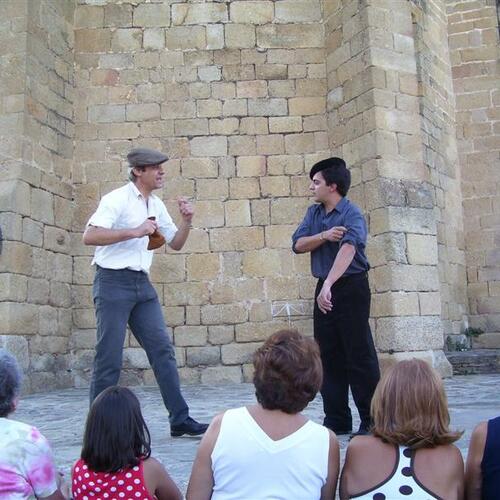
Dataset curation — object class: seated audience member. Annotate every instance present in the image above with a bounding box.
[340,359,464,500]
[465,415,500,500]
[72,386,182,500]
[0,349,65,500]
[187,329,340,500]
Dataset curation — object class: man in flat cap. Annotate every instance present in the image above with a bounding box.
[292,157,380,437]
[83,147,208,437]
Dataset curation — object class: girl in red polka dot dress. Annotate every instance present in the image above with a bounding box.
[72,386,182,500]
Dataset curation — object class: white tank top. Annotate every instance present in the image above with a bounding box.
[352,445,441,499]
[211,407,330,500]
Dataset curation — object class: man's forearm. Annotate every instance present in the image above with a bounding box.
[323,243,356,287]
[83,226,139,246]
[294,233,325,253]
[168,222,191,251]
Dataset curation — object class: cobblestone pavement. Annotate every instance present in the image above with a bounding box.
[13,374,500,495]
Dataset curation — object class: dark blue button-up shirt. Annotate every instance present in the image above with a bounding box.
[292,197,370,280]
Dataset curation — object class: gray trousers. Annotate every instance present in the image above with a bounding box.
[89,266,189,425]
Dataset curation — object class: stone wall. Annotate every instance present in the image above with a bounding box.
[1,0,498,391]
[448,0,500,338]
[0,0,75,392]
[70,0,331,386]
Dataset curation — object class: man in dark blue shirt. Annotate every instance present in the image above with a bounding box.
[292,157,380,436]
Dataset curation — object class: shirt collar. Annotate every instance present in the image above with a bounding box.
[321,196,348,215]
[334,197,348,213]
[129,181,143,199]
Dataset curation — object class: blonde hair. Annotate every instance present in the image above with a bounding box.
[371,359,462,449]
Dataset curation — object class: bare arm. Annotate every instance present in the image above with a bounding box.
[466,422,487,500]
[186,413,223,500]
[294,226,347,253]
[321,430,340,500]
[167,198,194,251]
[83,219,157,246]
[317,243,356,314]
[143,457,182,500]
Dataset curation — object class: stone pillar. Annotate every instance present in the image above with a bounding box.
[0,0,75,392]
[448,0,500,347]
[323,0,452,374]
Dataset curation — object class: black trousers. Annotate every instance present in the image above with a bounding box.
[314,272,380,432]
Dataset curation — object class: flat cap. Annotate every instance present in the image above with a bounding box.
[127,148,168,168]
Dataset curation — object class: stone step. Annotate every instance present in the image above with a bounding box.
[472,332,500,349]
[446,349,500,375]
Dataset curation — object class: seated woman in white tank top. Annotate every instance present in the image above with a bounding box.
[340,359,464,500]
[187,329,340,500]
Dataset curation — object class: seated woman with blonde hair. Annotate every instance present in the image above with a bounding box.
[340,359,464,500]
[187,329,340,500]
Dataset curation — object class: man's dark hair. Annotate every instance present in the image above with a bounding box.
[309,157,351,197]
[81,386,151,472]
[253,329,323,414]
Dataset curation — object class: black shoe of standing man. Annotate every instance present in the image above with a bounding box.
[170,416,209,437]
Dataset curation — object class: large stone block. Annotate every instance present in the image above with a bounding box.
[210,278,264,304]
[192,200,225,228]
[225,24,256,49]
[230,2,274,24]
[166,27,206,50]
[208,325,235,345]
[221,342,262,364]
[133,4,170,27]
[209,227,264,251]
[265,225,295,249]
[201,365,242,384]
[190,136,227,157]
[376,315,444,352]
[0,274,27,302]
[260,176,290,197]
[0,302,38,335]
[257,25,324,49]
[229,178,260,199]
[186,346,221,367]
[150,254,186,283]
[202,304,248,325]
[164,282,210,306]
[225,199,251,226]
[0,181,31,216]
[186,253,220,281]
[0,242,33,276]
[196,178,228,200]
[235,320,290,342]
[275,0,321,22]
[172,3,227,25]
[406,234,438,265]
[372,263,440,293]
[174,326,208,347]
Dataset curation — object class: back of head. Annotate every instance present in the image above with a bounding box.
[253,329,322,414]
[0,349,22,418]
[309,157,351,197]
[371,359,462,448]
[82,386,151,472]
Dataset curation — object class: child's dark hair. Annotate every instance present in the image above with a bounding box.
[81,386,151,472]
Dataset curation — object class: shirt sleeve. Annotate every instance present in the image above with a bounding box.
[291,206,314,253]
[157,200,178,243]
[87,193,121,229]
[24,429,59,498]
[340,206,367,248]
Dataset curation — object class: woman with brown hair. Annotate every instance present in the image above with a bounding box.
[340,359,464,499]
[187,329,340,500]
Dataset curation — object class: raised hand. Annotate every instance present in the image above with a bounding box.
[178,197,194,224]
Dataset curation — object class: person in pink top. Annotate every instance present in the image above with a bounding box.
[0,348,66,500]
[72,386,182,500]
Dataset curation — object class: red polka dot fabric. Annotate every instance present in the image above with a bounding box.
[72,459,154,500]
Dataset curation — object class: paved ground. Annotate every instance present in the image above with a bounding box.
[13,374,500,495]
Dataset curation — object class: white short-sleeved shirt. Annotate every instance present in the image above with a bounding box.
[87,182,177,273]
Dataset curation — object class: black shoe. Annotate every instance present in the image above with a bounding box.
[170,417,209,437]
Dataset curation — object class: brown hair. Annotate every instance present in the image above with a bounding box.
[371,359,462,448]
[253,329,323,414]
